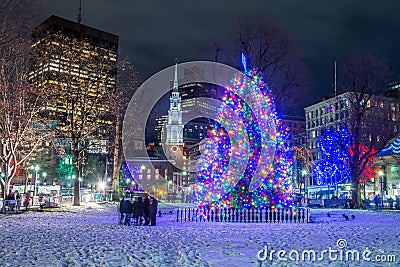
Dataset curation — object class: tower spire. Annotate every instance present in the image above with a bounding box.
[173,59,178,92]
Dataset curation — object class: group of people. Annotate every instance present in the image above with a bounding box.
[4,190,31,211]
[5,190,21,211]
[119,195,158,226]
[370,194,400,210]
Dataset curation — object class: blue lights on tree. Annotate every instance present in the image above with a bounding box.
[313,127,352,185]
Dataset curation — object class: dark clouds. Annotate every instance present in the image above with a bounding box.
[38,0,400,107]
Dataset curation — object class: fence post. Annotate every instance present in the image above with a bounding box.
[284,209,288,223]
[224,208,227,222]
[176,209,179,222]
[265,208,268,223]
[277,209,280,223]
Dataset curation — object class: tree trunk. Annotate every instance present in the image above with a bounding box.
[351,174,360,209]
[73,177,80,206]
[73,148,80,206]
[112,114,122,201]
[111,160,121,202]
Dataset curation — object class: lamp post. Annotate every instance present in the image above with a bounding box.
[302,170,307,198]
[30,165,39,197]
[378,170,384,198]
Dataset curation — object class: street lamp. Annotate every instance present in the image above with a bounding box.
[42,172,47,185]
[30,165,39,197]
[99,182,106,201]
[302,170,307,198]
[167,180,172,194]
[378,170,384,197]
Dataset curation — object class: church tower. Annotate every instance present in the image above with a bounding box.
[164,62,184,169]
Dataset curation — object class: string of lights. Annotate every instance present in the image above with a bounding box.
[196,55,295,210]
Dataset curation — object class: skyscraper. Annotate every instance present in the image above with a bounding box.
[29,15,118,132]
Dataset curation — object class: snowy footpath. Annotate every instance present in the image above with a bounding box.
[0,203,399,267]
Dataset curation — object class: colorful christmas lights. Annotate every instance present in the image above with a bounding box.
[196,57,295,209]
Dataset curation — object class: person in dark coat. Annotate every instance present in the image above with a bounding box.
[135,197,144,226]
[149,197,158,226]
[132,197,138,223]
[143,196,150,225]
[119,196,125,225]
[15,191,21,210]
[373,194,381,210]
[122,199,134,226]
[7,191,15,211]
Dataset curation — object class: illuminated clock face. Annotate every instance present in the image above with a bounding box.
[171,146,178,152]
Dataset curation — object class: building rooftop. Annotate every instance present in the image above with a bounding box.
[34,15,118,44]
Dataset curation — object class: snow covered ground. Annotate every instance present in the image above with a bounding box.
[0,203,399,267]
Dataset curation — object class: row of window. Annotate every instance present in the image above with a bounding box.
[307,111,350,129]
[306,100,349,120]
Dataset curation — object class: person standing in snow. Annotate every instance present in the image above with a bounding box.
[373,194,381,210]
[395,196,400,210]
[149,197,158,226]
[132,197,138,223]
[135,197,144,226]
[122,198,134,226]
[143,196,150,225]
[24,193,30,210]
[119,196,125,225]
[387,196,394,209]
[7,190,15,211]
[15,191,21,210]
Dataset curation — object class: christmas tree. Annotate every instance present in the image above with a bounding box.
[196,54,295,209]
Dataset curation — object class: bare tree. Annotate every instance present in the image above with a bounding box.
[0,40,54,209]
[109,58,137,201]
[216,16,311,115]
[0,0,37,46]
[338,52,398,208]
[0,0,49,210]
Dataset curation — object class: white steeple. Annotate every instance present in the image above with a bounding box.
[166,61,183,144]
[173,62,178,92]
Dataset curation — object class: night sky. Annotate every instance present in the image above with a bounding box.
[38,0,400,109]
